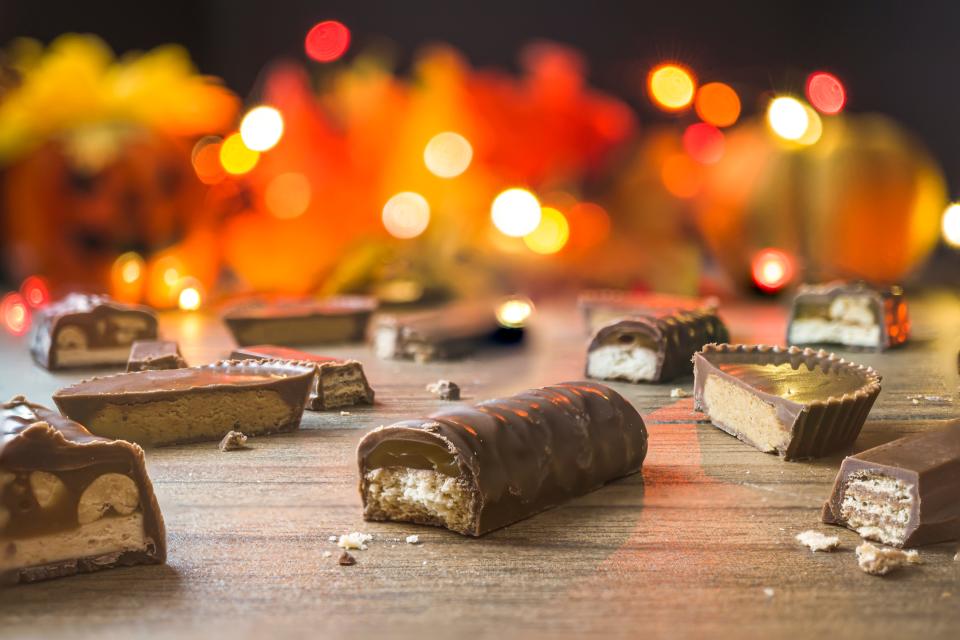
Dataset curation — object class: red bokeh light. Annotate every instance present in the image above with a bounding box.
[1,292,30,336]
[305,20,351,62]
[20,275,50,308]
[805,72,846,115]
[751,248,795,293]
[682,123,725,165]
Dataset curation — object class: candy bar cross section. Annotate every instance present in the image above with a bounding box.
[223,296,377,347]
[787,281,909,350]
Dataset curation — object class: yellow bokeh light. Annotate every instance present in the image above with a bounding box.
[220,133,260,175]
[491,188,541,237]
[265,172,312,219]
[496,296,534,328]
[178,285,202,311]
[796,104,823,146]
[163,267,180,287]
[239,106,284,152]
[424,131,473,178]
[942,203,960,248]
[382,191,431,239]
[648,64,696,111]
[767,96,809,141]
[523,207,570,254]
[114,252,144,284]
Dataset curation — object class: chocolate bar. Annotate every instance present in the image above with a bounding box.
[126,340,187,372]
[223,296,377,347]
[358,381,647,536]
[822,421,960,547]
[53,359,315,447]
[30,293,158,370]
[1,396,166,584]
[693,344,881,460]
[578,289,719,333]
[586,310,728,383]
[230,345,374,411]
[373,303,523,362]
[787,281,909,350]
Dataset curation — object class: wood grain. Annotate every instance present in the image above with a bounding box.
[1,294,959,639]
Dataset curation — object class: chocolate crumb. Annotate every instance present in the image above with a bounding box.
[427,380,461,401]
[339,551,356,566]
[218,430,249,452]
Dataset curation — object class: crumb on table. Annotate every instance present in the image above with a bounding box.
[338,532,373,550]
[856,542,920,576]
[405,534,420,545]
[339,551,356,566]
[427,380,461,401]
[795,530,841,552]
[670,388,689,398]
[218,430,249,452]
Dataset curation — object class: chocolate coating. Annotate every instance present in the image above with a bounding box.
[127,340,187,372]
[578,290,719,333]
[358,381,648,536]
[787,281,909,350]
[223,296,376,346]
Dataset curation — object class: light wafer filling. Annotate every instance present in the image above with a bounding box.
[790,295,880,348]
[839,471,914,546]
[363,467,474,533]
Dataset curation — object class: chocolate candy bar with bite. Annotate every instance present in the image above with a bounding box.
[693,344,881,460]
[787,281,909,350]
[578,289,719,334]
[30,293,158,370]
[53,359,314,447]
[357,381,647,536]
[126,340,187,372]
[230,345,374,411]
[822,421,960,547]
[1,396,166,584]
[586,310,728,383]
[223,296,377,347]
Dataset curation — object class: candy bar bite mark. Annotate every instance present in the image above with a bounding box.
[126,340,187,373]
[787,282,909,350]
[822,421,960,547]
[30,294,158,370]
[222,296,377,347]
[52,360,314,447]
[357,381,647,536]
[693,344,881,460]
[586,311,728,384]
[0,396,165,584]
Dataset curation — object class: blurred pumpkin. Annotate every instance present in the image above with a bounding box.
[695,114,946,285]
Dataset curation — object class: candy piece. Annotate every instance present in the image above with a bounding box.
[822,421,960,547]
[586,310,728,383]
[230,345,374,411]
[223,296,377,347]
[426,380,460,401]
[578,290,719,333]
[693,344,881,460]
[358,381,647,536]
[52,360,314,447]
[126,340,187,373]
[787,281,909,350]
[29,294,157,370]
[1,396,166,584]
[855,542,920,576]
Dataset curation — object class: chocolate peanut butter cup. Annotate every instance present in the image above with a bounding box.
[53,359,314,447]
[223,296,377,347]
[693,344,881,461]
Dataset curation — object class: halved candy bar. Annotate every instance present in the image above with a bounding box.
[787,281,909,350]
[1,396,166,584]
[578,289,719,334]
[222,296,377,347]
[586,310,728,383]
[126,340,187,372]
[30,293,158,370]
[53,359,314,447]
[693,344,881,460]
[357,381,647,536]
[230,345,374,411]
[822,421,960,547]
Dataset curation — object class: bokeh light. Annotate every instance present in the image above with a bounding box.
[220,133,260,175]
[305,20,351,62]
[694,82,741,127]
[382,191,431,239]
[191,136,225,185]
[648,63,696,111]
[265,172,312,219]
[942,203,960,248]
[661,154,702,199]
[806,71,846,115]
[565,202,610,253]
[751,248,796,293]
[796,104,823,146]
[682,123,725,164]
[1,292,29,336]
[491,188,542,237]
[240,106,284,152]
[177,282,203,311]
[20,275,50,308]
[523,207,570,254]
[114,252,144,285]
[423,131,473,178]
[496,296,535,328]
[767,97,809,141]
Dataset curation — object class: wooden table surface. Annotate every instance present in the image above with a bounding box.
[1,294,959,640]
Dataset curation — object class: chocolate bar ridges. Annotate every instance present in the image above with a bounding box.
[578,289,719,333]
[126,340,187,373]
[373,303,523,362]
[53,359,315,447]
[693,344,881,461]
[586,310,728,383]
[787,281,909,351]
[223,296,377,347]
[29,293,158,370]
[358,381,647,536]
[1,396,166,584]
[822,421,960,547]
[230,345,374,411]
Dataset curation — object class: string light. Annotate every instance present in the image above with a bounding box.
[751,248,795,293]
[695,82,740,127]
[523,207,570,254]
[942,203,960,248]
[491,188,541,237]
[648,63,696,111]
[240,106,284,152]
[382,192,431,239]
[219,133,259,175]
[1,292,29,336]
[424,132,473,178]
[806,72,846,114]
[20,276,50,308]
[496,296,535,328]
[305,20,350,62]
[767,97,809,141]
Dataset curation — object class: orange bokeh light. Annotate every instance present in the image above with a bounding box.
[305,20,351,62]
[1,292,30,336]
[20,275,50,308]
[565,202,611,253]
[806,71,846,115]
[648,63,696,111]
[682,123,725,165]
[695,82,741,127]
[661,153,702,199]
[265,172,312,219]
[751,248,795,293]
[192,136,225,185]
